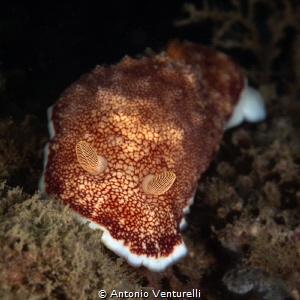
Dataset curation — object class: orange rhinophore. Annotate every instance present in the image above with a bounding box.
[75,141,107,175]
[142,172,176,195]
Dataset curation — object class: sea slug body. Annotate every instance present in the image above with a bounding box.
[39,40,266,271]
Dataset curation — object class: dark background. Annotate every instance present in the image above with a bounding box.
[0,0,207,121]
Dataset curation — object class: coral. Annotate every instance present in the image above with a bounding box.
[0,183,141,300]
[195,113,300,298]
[175,0,300,96]
[0,181,215,299]
[223,267,288,300]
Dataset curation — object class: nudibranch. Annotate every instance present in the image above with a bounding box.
[39,40,266,271]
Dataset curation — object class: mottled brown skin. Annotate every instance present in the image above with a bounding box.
[43,41,244,263]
